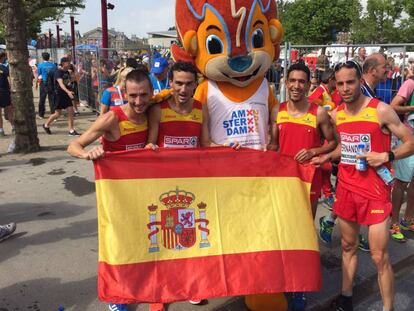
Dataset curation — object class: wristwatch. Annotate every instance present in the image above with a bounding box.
[388,151,395,162]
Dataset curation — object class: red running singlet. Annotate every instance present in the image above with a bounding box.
[336,98,391,201]
[157,100,203,148]
[276,102,322,157]
[101,106,148,151]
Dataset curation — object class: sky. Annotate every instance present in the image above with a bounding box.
[41,0,175,38]
[41,0,369,39]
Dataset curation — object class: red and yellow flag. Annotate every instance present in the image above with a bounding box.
[94,147,321,304]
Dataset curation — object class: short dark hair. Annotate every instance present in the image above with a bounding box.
[42,52,50,61]
[125,69,152,90]
[287,63,311,82]
[170,61,197,81]
[135,63,149,74]
[321,68,335,84]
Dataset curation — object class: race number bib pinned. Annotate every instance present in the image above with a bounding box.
[340,133,371,165]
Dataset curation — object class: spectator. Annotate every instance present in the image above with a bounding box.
[37,52,57,119]
[352,47,366,67]
[150,57,170,95]
[361,53,387,99]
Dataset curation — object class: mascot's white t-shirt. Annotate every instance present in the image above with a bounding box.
[207,79,269,150]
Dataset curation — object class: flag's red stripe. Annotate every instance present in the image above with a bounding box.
[98,250,321,304]
[94,147,314,182]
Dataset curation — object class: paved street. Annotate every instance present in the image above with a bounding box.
[0,99,414,310]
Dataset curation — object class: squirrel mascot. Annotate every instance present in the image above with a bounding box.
[172,1,287,310]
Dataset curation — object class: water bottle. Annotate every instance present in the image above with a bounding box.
[376,165,394,186]
[355,143,367,171]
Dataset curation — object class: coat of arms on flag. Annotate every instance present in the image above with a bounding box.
[147,187,210,252]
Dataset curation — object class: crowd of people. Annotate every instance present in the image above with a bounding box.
[1,45,414,311]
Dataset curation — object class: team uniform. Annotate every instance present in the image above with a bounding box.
[334,98,392,225]
[276,102,322,202]
[157,100,202,148]
[308,83,336,111]
[101,106,148,152]
[101,86,127,109]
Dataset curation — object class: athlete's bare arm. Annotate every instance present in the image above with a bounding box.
[67,112,118,160]
[201,104,212,147]
[360,102,414,167]
[390,95,413,115]
[310,108,341,165]
[146,104,161,146]
[295,106,337,163]
[268,102,280,151]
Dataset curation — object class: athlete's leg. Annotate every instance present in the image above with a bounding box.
[368,218,394,310]
[391,179,407,224]
[67,106,74,131]
[404,178,414,221]
[337,217,360,294]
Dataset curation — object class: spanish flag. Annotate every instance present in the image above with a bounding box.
[94,147,321,304]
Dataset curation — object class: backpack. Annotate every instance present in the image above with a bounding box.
[46,68,56,92]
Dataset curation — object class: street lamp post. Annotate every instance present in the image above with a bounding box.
[56,24,62,48]
[101,0,115,59]
[48,29,52,48]
[70,16,78,63]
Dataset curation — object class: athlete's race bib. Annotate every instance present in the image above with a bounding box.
[114,99,124,106]
[340,133,371,165]
[125,143,146,150]
[164,136,198,148]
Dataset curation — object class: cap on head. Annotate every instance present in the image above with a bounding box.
[151,57,169,74]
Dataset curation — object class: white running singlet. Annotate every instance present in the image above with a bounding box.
[207,79,269,150]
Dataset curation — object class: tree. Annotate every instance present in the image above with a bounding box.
[0,0,84,153]
[279,0,359,45]
[350,0,404,44]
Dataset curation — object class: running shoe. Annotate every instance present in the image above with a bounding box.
[108,304,128,311]
[358,235,370,252]
[319,216,334,243]
[331,295,353,311]
[400,218,414,231]
[322,195,335,211]
[68,130,81,136]
[0,222,16,242]
[291,292,306,311]
[188,300,202,305]
[0,129,5,137]
[42,124,52,135]
[390,223,406,242]
[74,111,80,116]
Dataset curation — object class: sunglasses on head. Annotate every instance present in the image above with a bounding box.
[334,60,362,75]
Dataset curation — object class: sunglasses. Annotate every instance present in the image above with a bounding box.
[334,60,362,77]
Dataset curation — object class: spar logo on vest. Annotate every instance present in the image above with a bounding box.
[340,133,371,164]
[223,109,259,136]
[147,187,210,252]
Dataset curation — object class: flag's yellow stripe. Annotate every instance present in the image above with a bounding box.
[96,177,317,265]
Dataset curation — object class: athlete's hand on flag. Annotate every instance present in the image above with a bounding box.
[356,152,388,168]
[310,154,330,167]
[229,142,242,150]
[294,148,316,163]
[83,145,105,160]
[145,143,159,151]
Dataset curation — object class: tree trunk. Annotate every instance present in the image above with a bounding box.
[2,0,40,152]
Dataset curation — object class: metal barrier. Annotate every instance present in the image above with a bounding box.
[278,43,414,103]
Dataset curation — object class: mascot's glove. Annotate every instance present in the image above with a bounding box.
[150,89,173,104]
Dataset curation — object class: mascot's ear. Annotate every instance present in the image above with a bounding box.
[183,30,198,57]
[171,44,196,64]
[269,19,283,45]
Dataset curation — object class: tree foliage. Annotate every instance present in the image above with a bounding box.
[277,0,359,45]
